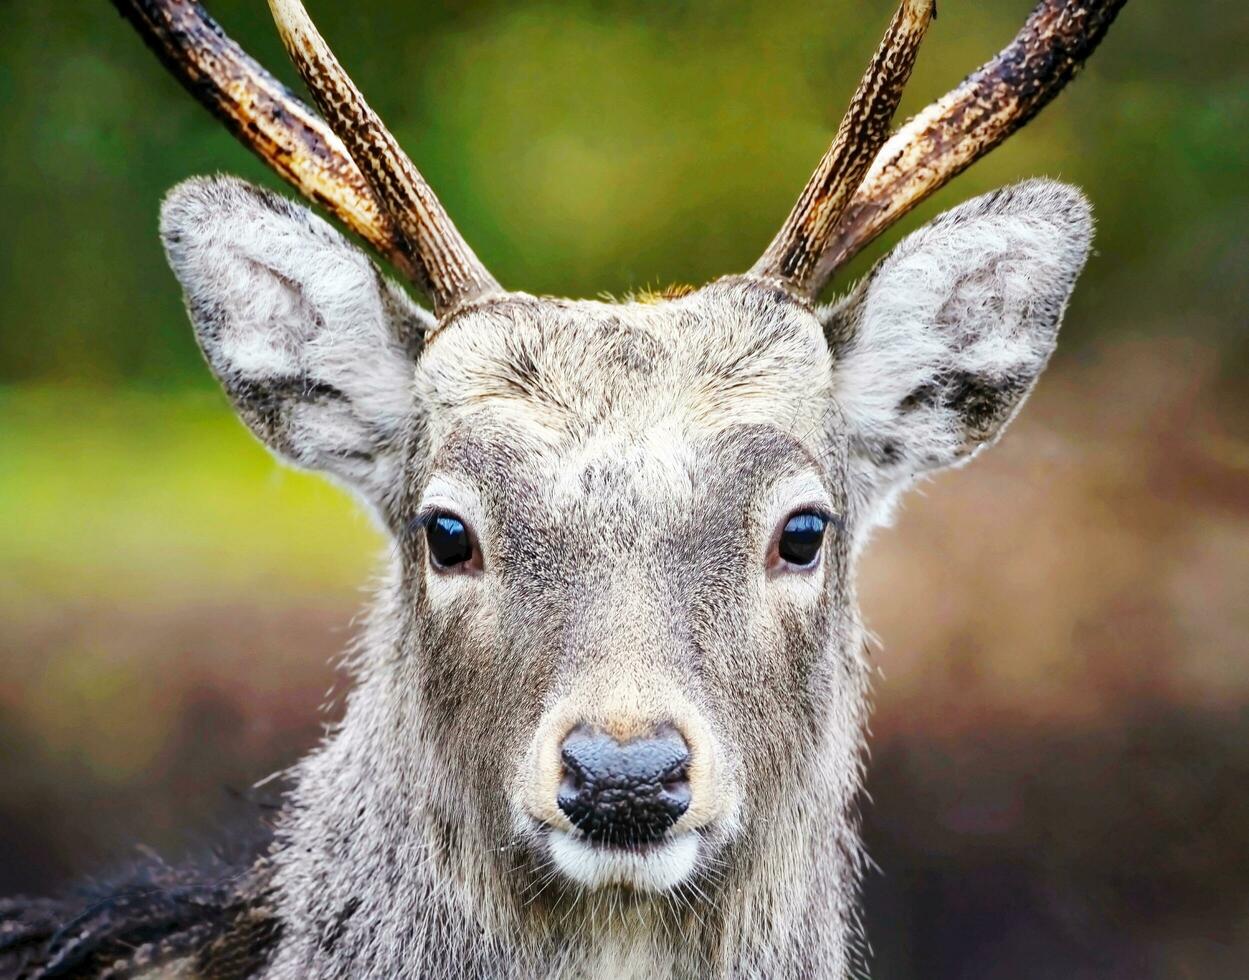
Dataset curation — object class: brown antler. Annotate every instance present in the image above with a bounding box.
[758,0,1128,299]
[268,0,499,314]
[751,0,936,291]
[112,0,498,317]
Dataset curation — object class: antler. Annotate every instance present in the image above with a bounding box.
[112,0,498,317]
[751,0,936,290]
[756,0,1128,299]
[117,0,1125,309]
[267,0,498,314]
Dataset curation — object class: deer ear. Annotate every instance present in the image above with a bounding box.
[821,179,1092,513]
[160,176,432,516]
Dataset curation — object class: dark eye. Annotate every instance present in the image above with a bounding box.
[425,512,475,569]
[776,511,827,567]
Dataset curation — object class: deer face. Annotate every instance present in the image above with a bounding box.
[161,172,1090,896]
[413,284,841,893]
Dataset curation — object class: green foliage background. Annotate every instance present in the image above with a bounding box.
[2,1,1245,600]
[1,1,1244,388]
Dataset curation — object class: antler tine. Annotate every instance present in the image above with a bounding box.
[112,0,418,283]
[815,0,1127,283]
[269,0,499,316]
[751,0,936,295]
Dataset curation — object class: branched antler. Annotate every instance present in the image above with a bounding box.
[752,0,936,290]
[112,0,498,316]
[112,0,411,279]
[267,0,499,314]
[756,0,1128,299]
[114,0,1127,309]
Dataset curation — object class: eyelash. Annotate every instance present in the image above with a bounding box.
[407,512,437,535]
[776,507,843,535]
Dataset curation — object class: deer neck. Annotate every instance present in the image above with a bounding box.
[260,585,867,978]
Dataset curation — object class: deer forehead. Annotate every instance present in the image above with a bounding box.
[415,282,835,481]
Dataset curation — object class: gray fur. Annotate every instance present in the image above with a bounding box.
[822,180,1093,531]
[59,173,1091,978]
[159,176,432,521]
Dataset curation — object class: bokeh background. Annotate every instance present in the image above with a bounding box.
[2,1,1246,977]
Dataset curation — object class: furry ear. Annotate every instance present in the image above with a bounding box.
[160,176,433,516]
[822,179,1092,515]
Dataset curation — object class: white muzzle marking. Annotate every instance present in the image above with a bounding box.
[548,830,699,892]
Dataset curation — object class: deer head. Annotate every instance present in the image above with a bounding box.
[119,0,1123,972]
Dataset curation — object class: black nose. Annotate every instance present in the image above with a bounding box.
[557,725,691,846]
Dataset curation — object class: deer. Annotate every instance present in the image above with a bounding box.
[0,0,1128,976]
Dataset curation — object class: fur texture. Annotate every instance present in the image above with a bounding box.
[159,177,432,519]
[0,845,276,979]
[5,174,1091,979]
[823,180,1092,531]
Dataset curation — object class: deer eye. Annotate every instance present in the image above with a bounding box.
[775,511,827,568]
[425,512,475,569]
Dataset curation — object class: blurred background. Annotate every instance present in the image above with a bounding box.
[1,1,1246,976]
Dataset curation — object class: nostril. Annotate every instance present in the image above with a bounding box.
[661,766,690,798]
[558,767,581,801]
[559,744,587,795]
[657,760,691,824]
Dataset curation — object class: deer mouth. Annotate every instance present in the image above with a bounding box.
[544,826,701,892]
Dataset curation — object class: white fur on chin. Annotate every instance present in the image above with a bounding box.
[548,830,700,892]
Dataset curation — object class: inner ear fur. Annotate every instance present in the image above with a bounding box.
[821,178,1093,500]
[160,175,433,518]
